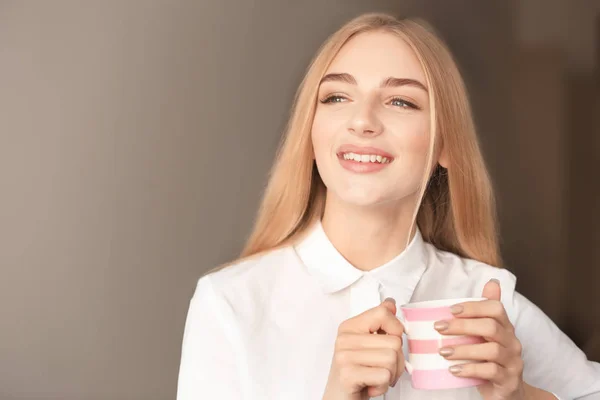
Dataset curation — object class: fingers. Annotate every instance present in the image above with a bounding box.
[434,317,510,345]
[336,332,403,352]
[482,279,501,301]
[450,299,511,328]
[439,342,510,367]
[334,298,405,389]
[335,349,398,386]
[449,361,506,381]
[367,382,391,398]
[448,362,522,392]
[339,298,404,337]
[380,297,397,315]
[335,333,404,384]
[338,365,392,397]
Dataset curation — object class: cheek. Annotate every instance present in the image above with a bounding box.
[387,119,432,187]
[405,130,430,156]
[391,118,431,159]
[311,110,341,159]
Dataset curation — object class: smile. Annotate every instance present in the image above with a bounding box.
[336,151,394,174]
[340,152,391,164]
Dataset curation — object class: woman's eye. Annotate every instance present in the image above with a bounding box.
[320,95,347,104]
[390,97,419,109]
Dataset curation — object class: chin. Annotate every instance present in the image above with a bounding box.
[334,189,391,208]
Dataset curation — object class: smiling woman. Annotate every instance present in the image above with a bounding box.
[176,13,600,400]
[312,31,436,226]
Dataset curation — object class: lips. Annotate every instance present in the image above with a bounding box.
[336,144,394,174]
[336,144,394,160]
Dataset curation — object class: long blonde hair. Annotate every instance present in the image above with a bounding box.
[232,13,501,269]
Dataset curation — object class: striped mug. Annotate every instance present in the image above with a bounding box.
[400,298,487,390]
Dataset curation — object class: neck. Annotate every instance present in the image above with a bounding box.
[321,194,418,271]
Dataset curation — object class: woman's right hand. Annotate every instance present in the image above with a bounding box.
[322,298,406,400]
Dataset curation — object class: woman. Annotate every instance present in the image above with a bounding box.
[176,13,600,399]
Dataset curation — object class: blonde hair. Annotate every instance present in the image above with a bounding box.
[221,12,501,271]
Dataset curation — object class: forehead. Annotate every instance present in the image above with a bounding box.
[325,31,426,87]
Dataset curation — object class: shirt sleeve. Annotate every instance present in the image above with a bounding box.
[177,275,243,400]
[511,291,600,399]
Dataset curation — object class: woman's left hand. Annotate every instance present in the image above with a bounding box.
[433,279,526,400]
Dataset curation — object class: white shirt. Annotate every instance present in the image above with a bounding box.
[177,222,600,399]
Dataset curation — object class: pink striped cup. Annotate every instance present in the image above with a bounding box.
[400,298,487,390]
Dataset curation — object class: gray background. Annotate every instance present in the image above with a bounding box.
[1,0,598,399]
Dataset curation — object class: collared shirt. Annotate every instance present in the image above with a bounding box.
[177,222,600,399]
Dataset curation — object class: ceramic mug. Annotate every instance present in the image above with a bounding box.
[400,298,487,390]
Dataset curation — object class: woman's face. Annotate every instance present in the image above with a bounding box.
[312,31,433,208]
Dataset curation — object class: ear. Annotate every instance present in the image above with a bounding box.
[437,146,449,169]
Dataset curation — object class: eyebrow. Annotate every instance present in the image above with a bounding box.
[319,73,428,92]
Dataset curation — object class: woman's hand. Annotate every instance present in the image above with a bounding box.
[322,298,405,400]
[434,280,527,400]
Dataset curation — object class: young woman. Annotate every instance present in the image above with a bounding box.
[176,13,600,400]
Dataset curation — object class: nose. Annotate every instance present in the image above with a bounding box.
[347,98,384,138]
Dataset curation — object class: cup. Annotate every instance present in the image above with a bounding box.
[400,298,487,390]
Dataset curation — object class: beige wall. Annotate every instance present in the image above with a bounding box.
[0,1,520,399]
[517,0,600,72]
[514,0,600,351]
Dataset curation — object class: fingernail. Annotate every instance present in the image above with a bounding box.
[488,278,500,284]
[434,321,449,331]
[450,305,463,314]
[384,297,396,304]
[449,365,462,374]
[439,347,454,357]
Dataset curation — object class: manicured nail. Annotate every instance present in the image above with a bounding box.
[434,321,449,331]
[439,347,454,357]
[450,305,463,314]
[449,365,462,374]
[384,297,396,304]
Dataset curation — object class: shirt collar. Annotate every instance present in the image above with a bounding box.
[294,221,428,300]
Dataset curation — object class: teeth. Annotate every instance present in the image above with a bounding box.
[341,152,391,163]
